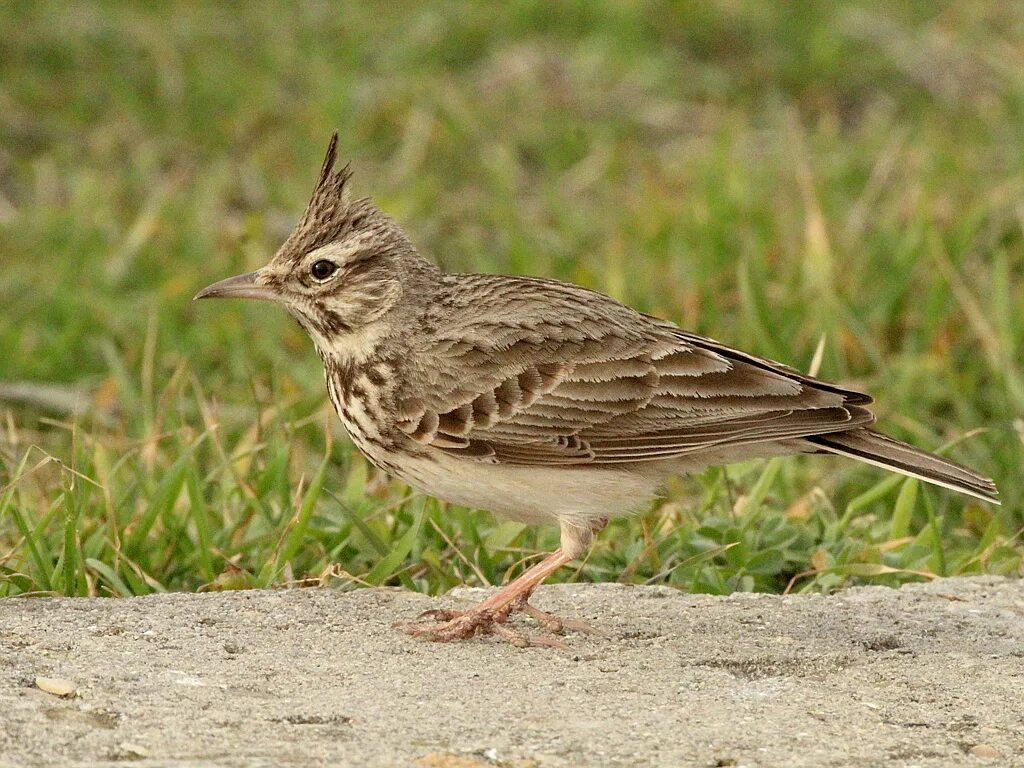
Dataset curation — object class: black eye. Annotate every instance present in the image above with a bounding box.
[310,260,337,281]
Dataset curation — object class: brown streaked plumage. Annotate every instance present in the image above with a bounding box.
[196,133,999,646]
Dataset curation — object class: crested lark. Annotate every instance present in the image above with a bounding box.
[196,134,999,645]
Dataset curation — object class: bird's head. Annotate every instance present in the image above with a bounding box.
[195,133,426,354]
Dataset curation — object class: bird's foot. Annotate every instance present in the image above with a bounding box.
[515,598,598,636]
[397,606,569,649]
[397,595,596,648]
[396,546,589,648]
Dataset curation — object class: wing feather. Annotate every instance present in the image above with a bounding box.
[394,277,875,467]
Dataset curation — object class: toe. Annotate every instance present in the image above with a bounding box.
[416,608,462,621]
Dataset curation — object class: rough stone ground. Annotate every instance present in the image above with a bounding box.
[0,576,1022,768]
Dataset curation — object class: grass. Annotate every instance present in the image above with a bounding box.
[0,1,1021,599]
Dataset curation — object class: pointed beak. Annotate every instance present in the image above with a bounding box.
[193,271,279,302]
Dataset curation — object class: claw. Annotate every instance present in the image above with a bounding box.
[416,607,462,622]
[399,594,591,649]
[397,610,497,642]
[396,547,592,648]
[520,603,599,635]
[398,610,572,650]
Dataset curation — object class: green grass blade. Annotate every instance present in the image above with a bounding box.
[260,447,330,585]
[61,494,81,595]
[889,478,919,540]
[128,434,208,555]
[85,558,133,597]
[365,500,426,586]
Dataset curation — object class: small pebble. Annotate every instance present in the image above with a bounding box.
[35,677,76,698]
[118,742,150,759]
[416,752,488,767]
[969,744,1001,759]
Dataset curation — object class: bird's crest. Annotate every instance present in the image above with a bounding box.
[276,132,359,263]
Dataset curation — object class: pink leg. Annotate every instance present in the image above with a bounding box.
[398,519,606,646]
[398,548,575,645]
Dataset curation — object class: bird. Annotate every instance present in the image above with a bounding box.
[195,133,999,646]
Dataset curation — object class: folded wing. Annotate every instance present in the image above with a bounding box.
[396,304,874,467]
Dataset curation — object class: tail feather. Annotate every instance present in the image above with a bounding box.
[806,429,999,505]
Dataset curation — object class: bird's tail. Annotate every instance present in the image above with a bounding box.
[805,428,999,505]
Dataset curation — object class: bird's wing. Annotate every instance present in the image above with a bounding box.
[394,282,873,466]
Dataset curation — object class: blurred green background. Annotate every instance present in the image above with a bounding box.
[1,1,1021,598]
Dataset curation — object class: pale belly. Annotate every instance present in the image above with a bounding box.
[327,366,804,528]
[377,450,663,529]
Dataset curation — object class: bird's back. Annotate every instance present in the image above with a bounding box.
[383,272,874,466]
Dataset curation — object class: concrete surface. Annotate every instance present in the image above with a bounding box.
[1,577,1022,768]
